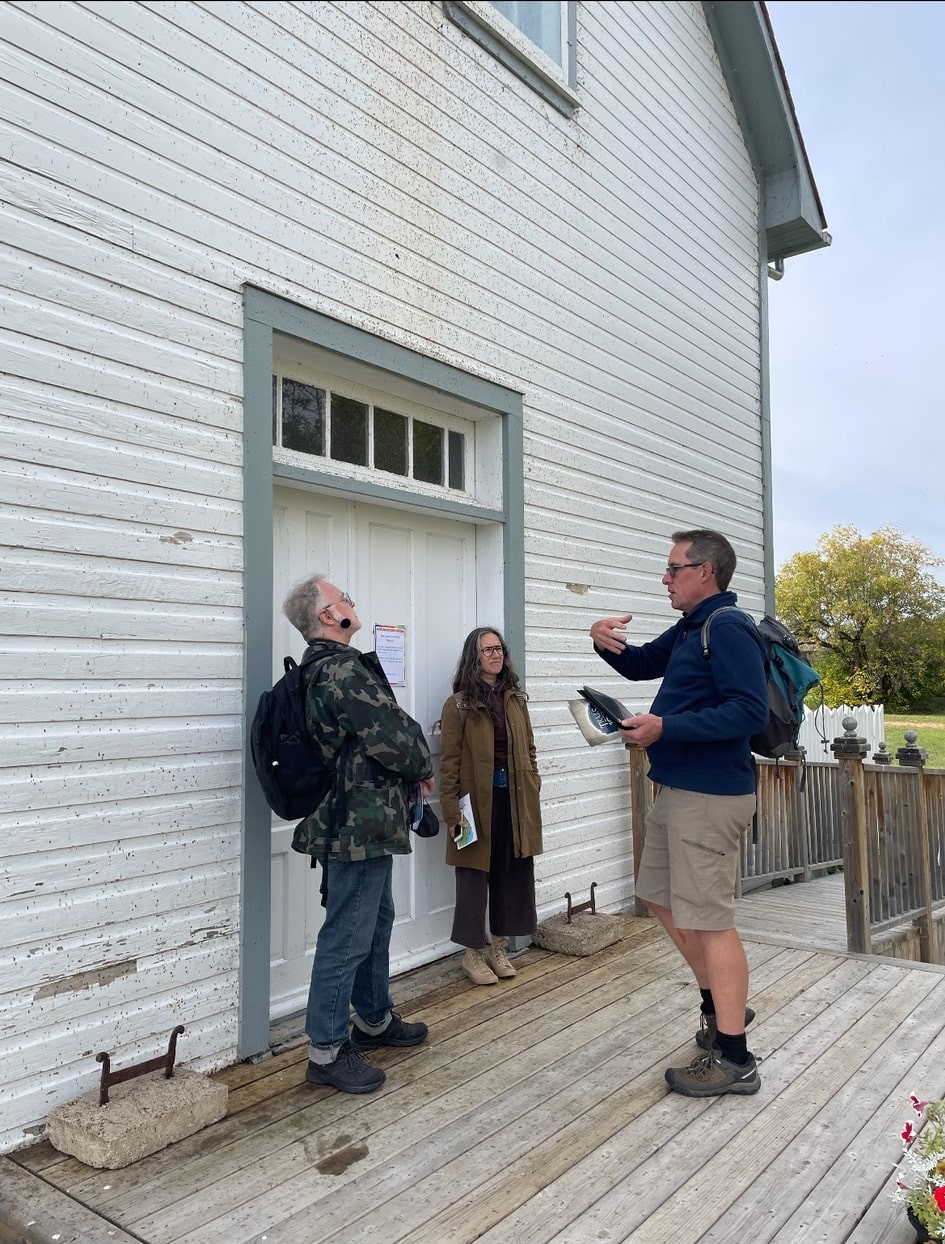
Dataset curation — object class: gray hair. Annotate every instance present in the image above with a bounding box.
[283,573,328,640]
[671,529,737,591]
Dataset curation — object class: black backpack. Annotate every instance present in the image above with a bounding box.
[700,609,822,759]
[250,650,335,821]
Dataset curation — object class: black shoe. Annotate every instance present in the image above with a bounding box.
[350,1011,428,1050]
[305,1040,386,1093]
[696,1006,756,1051]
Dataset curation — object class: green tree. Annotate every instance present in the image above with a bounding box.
[775,525,945,710]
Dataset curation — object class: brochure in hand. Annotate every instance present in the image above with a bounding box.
[454,793,478,849]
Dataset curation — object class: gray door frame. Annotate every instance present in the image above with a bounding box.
[240,286,524,1057]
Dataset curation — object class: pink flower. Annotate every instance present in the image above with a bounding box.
[933,1187,945,1212]
[911,1094,928,1116]
[902,1122,915,1144]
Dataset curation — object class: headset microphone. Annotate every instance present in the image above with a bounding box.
[339,617,352,629]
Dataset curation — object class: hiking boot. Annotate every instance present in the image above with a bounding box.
[665,1048,760,1098]
[350,1012,428,1050]
[305,1040,385,1094]
[696,1006,756,1051]
[462,947,498,986]
[484,937,517,979]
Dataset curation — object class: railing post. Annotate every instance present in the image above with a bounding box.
[784,746,811,882]
[832,716,870,954]
[897,731,933,962]
[627,743,651,917]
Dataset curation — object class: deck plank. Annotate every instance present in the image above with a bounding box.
[230,953,870,1244]
[97,931,672,1228]
[5,902,945,1244]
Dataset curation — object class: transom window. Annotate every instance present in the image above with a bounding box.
[273,376,467,492]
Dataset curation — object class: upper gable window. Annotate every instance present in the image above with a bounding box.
[444,1,578,117]
[491,2,567,68]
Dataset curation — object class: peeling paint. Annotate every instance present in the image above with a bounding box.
[34,959,138,1000]
[565,582,590,595]
[160,530,194,544]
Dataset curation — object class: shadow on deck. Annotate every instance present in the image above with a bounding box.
[3,902,945,1244]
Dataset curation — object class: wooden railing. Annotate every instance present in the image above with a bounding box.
[626,723,945,965]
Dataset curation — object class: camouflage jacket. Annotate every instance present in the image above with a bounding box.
[290,640,433,862]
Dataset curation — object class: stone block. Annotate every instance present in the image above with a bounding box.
[533,911,624,956]
[47,1068,227,1169]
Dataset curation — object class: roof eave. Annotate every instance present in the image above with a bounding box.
[702,1,830,262]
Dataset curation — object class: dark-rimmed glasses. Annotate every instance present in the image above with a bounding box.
[664,562,705,579]
[480,645,504,656]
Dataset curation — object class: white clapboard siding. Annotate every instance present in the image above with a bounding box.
[1,0,771,1149]
[0,901,238,998]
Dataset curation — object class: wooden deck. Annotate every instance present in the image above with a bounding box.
[4,896,945,1244]
[736,871,850,953]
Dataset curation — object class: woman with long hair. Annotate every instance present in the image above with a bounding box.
[438,627,543,985]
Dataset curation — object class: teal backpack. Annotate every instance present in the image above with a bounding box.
[700,609,822,759]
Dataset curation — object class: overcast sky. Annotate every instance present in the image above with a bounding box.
[763,1,945,575]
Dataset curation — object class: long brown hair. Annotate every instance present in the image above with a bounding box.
[452,626,522,707]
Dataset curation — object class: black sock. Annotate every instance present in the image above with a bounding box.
[700,988,715,1016]
[716,1030,750,1065]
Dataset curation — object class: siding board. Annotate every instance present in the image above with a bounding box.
[0,0,777,1150]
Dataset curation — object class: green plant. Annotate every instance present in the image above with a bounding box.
[892,1096,945,1237]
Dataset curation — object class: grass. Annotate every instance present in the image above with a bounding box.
[882,712,945,768]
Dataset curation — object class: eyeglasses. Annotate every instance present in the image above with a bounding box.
[480,645,504,656]
[324,591,353,608]
[664,562,705,579]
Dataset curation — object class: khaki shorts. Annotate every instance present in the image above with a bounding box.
[636,786,756,931]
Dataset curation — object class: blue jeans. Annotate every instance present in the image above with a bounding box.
[306,854,395,1053]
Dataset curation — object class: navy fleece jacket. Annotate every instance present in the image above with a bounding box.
[595,592,768,795]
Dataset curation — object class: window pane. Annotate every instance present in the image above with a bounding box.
[374,407,408,476]
[491,1,562,65]
[330,394,368,465]
[448,430,465,490]
[282,380,325,456]
[272,374,278,443]
[413,420,443,485]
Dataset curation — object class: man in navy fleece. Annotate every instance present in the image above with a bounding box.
[590,529,768,1098]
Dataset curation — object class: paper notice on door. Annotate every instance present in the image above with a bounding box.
[455,793,478,849]
[374,624,406,686]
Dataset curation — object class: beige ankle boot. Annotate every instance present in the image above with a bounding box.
[485,937,517,978]
[462,947,498,986]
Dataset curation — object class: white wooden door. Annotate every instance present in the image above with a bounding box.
[269,485,478,1019]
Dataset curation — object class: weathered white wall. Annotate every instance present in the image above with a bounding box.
[0,0,762,1149]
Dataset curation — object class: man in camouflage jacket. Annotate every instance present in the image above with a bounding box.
[283,574,434,1094]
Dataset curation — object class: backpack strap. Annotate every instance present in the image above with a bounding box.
[452,692,471,733]
[699,606,762,842]
[699,605,746,659]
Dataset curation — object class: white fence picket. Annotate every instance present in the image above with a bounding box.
[795,703,886,762]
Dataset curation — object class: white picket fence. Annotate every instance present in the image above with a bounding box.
[795,702,886,762]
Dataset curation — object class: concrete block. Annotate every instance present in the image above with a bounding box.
[534,911,624,956]
[47,1068,227,1169]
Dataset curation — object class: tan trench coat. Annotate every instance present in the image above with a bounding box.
[438,688,543,872]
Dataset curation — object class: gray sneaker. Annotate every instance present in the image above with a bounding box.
[696,1006,756,1051]
[665,1049,760,1097]
[305,1040,386,1094]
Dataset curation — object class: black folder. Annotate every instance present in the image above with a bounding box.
[578,686,634,730]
